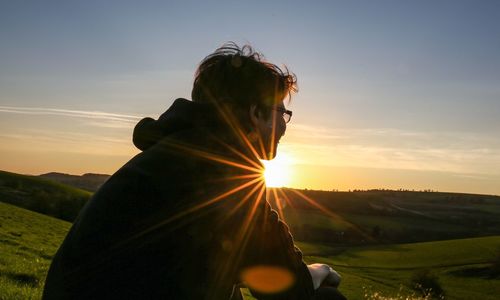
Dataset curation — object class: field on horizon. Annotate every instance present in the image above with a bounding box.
[1,171,500,299]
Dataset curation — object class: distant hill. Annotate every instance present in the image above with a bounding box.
[3,169,500,245]
[269,188,500,245]
[39,172,110,192]
[0,170,91,222]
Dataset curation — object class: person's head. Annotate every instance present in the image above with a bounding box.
[192,42,297,160]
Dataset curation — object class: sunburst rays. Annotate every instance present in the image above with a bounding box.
[115,97,372,263]
[86,98,371,294]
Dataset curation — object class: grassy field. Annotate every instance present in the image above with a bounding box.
[273,188,500,245]
[0,202,70,299]
[297,237,500,299]
[1,170,500,299]
[2,201,499,299]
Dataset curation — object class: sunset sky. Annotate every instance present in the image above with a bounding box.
[1,1,499,195]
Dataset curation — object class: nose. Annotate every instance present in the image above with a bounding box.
[278,115,286,137]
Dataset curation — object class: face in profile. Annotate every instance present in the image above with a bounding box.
[251,101,288,160]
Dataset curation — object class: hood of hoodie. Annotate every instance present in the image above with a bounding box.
[133,98,229,151]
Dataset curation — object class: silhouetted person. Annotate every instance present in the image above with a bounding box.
[43,43,346,300]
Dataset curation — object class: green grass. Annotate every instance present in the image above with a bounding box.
[0,202,71,299]
[243,238,500,299]
[2,200,500,299]
[319,236,500,268]
[2,173,500,299]
[297,237,500,300]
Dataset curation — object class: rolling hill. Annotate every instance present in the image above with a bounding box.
[3,169,500,245]
[38,172,110,192]
[0,201,71,299]
[0,170,91,222]
[3,201,497,299]
[2,169,500,298]
[269,188,500,245]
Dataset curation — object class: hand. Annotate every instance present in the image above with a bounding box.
[322,267,341,288]
[307,263,342,290]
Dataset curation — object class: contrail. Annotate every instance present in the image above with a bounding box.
[0,105,142,123]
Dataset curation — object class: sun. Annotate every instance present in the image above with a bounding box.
[261,152,293,188]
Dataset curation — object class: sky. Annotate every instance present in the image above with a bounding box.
[1,0,499,195]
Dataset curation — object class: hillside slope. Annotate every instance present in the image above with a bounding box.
[3,169,500,246]
[0,201,71,299]
[0,170,91,222]
[271,188,500,244]
[1,188,499,299]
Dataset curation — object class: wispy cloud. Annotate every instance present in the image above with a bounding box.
[283,123,500,175]
[0,106,144,157]
[0,105,142,127]
[0,130,135,156]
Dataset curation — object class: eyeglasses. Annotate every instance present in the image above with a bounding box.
[273,107,293,123]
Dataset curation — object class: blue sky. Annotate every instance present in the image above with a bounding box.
[1,0,499,194]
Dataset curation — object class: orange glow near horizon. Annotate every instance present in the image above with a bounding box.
[2,106,499,195]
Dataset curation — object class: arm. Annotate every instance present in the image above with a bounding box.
[232,199,315,299]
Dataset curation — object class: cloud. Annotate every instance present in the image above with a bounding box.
[0,106,144,157]
[0,105,142,127]
[0,130,135,157]
[283,123,500,175]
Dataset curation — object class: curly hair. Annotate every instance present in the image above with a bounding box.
[192,42,297,128]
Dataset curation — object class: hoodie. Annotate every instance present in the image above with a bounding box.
[43,98,315,300]
[133,98,222,151]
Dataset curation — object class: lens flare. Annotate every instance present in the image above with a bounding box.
[241,265,295,294]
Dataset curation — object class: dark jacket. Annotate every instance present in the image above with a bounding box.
[43,98,315,300]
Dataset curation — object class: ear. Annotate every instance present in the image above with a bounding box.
[249,104,261,127]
